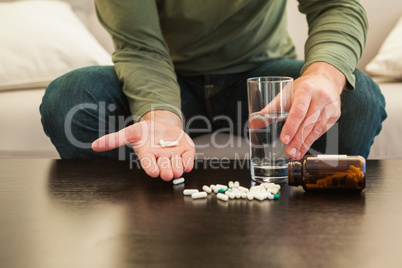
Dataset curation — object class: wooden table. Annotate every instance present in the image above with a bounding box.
[1,159,401,268]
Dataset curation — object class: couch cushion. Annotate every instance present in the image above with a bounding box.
[366,16,402,80]
[0,0,112,91]
[368,81,402,159]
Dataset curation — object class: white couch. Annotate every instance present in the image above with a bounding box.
[0,0,401,159]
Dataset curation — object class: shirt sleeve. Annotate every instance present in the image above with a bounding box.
[95,0,182,120]
[297,0,368,89]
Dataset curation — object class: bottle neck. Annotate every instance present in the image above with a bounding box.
[288,160,302,186]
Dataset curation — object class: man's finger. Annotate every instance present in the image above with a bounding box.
[158,156,174,181]
[288,101,340,159]
[297,118,327,160]
[287,107,321,156]
[182,150,195,173]
[139,153,159,178]
[92,123,143,152]
[280,95,311,146]
[171,153,184,178]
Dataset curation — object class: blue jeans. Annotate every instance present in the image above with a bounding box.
[40,59,387,159]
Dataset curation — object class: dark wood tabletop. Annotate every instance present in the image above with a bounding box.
[1,158,401,268]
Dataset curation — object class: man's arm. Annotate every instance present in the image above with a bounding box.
[298,0,368,89]
[94,1,195,180]
[95,0,182,119]
[281,0,368,159]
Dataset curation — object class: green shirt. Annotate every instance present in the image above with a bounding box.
[95,0,368,119]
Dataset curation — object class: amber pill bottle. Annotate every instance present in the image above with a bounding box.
[288,155,366,191]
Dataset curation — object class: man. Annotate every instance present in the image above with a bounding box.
[40,0,386,181]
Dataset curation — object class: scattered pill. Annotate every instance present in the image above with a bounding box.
[250,185,265,192]
[225,191,235,199]
[253,193,265,201]
[261,182,275,189]
[172,177,185,185]
[202,185,212,193]
[217,193,229,201]
[238,186,249,192]
[183,189,199,196]
[182,181,280,202]
[270,188,280,195]
[216,184,228,190]
[192,191,208,199]
[231,188,238,193]
[267,193,280,200]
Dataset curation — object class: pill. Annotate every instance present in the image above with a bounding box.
[266,184,280,191]
[159,139,166,147]
[267,193,280,200]
[274,185,281,190]
[270,188,280,195]
[210,184,217,191]
[225,191,235,199]
[261,191,270,199]
[216,184,228,190]
[247,192,254,200]
[164,141,179,147]
[230,188,239,194]
[261,182,275,189]
[228,181,234,188]
[172,177,185,185]
[240,192,247,199]
[250,185,265,192]
[202,185,212,193]
[217,193,229,201]
[238,186,249,192]
[234,181,240,188]
[267,184,280,190]
[253,192,265,201]
[192,191,208,199]
[183,189,199,196]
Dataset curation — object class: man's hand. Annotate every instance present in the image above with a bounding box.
[280,62,345,160]
[91,110,195,181]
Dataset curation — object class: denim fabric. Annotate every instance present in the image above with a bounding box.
[40,60,387,159]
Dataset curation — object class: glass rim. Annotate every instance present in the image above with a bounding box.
[247,76,293,83]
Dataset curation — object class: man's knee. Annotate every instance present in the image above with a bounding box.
[337,69,387,156]
[40,66,119,122]
[39,66,128,159]
[42,66,118,105]
[349,69,387,123]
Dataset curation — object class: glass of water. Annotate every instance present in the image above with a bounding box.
[247,76,293,183]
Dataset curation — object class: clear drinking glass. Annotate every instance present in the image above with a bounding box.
[247,76,293,183]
